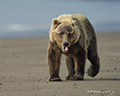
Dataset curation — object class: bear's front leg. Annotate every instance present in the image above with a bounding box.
[66,56,75,80]
[47,43,62,81]
[71,49,87,80]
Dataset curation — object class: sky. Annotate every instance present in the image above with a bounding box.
[0,0,120,38]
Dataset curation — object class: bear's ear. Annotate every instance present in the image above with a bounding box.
[72,20,77,27]
[52,18,61,28]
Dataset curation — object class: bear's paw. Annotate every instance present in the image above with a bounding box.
[66,75,83,81]
[48,77,62,82]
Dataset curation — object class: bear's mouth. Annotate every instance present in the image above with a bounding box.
[62,46,69,53]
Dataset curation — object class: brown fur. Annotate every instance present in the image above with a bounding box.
[47,14,100,81]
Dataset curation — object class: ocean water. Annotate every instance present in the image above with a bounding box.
[0,0,120,38]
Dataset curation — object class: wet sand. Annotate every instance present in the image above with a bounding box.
[0,32,120,96]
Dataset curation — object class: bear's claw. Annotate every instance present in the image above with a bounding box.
[66,75,83,80]
[49,77,62,82]
[66,75,72,80]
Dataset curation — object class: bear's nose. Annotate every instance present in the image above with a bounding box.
[63,42,69,47]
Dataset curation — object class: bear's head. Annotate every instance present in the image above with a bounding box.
[49,17,80,53]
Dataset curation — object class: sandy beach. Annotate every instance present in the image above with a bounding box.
[0,32,120,96]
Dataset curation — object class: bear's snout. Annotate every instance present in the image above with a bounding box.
[63,42,69,47]
[62,42,69,53]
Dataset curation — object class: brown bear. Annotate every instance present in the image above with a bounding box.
[47,14,100,81]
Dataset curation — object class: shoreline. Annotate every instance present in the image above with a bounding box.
[0,31,120,39]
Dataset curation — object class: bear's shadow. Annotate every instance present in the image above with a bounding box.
[85,78,120,81]
[61,78,120,82]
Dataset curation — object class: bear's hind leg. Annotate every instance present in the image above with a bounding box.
[66,56,75,80]
[87,46,100,77]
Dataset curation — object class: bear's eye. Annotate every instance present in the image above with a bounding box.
[68,33,71,37]
[72,23,74,27]
[59,32,64,36]
[68,33,73,37]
